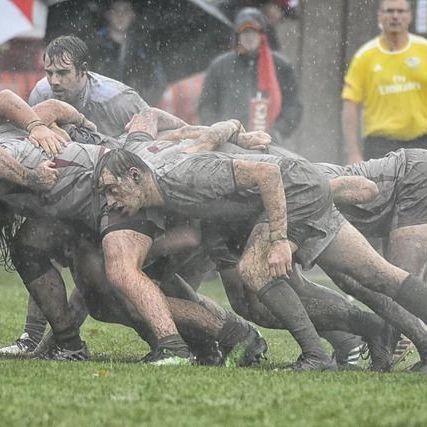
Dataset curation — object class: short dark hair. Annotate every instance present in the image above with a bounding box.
[44,35,89,71]
[94,149,150,187]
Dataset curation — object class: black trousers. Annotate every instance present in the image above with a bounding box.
[363,134,427,160]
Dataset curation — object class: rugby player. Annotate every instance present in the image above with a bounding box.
[2,34,154,354]
[95,146,427,372]
[0,106,271,364]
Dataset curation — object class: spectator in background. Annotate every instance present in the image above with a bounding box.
[89,0,167,105]
[342,0,427,162]
[198,7,301,149]
[260,0,289,50]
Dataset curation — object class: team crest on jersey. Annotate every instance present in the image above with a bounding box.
[373,64,382,73]
[405,57,421,68]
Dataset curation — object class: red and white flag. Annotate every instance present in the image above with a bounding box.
[0,0,35,44]
[0,0,50,44]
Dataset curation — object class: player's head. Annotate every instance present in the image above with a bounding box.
[106,0,135,33]
[378,0,411,36]
[95,149,150,216]
[234,8,267,54]
[43,36,89,104]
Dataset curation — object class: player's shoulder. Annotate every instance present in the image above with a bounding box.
[32,77,53,97]
[409,33,427,47]
[86,72,140,104]
[353,37,380,59]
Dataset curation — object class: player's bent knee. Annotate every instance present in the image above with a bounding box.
[10,242,53,284]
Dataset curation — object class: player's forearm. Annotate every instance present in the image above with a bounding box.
[256,163,287,238]
[330,176,379,204]
[157,125,208,141]
[234,160,287,239]
[32,99,84,127]
[0,147,37,188]
[151,108,188,131]
[0,89,42,130]
[184,120,242,153]
[342,100,362,161]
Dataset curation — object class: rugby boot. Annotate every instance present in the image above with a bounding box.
[188,339,224,366]
[392,335,415,367]
[365,324,397,372]
[37,341,90,361]
[223,328,268,367]
[287,353,337,372]
[0,333,38,356]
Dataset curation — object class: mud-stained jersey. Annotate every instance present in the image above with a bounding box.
[0,138,105,229]
[151,151,332,225]
[315,149,407,236]
[29,72,148,137]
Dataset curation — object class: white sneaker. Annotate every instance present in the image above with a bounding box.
[392,335,414,367]
[0,333,38,355]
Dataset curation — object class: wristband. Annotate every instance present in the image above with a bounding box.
[27,120,45,133]
[270,229,288,242]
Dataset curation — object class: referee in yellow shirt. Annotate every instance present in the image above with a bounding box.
[342,0,427,162]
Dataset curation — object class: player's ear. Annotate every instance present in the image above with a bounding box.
[129,167,141,182]
[80,62,88,76]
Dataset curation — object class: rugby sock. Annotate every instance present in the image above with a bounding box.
[24,268,82,350]
[295,273,385,339]
[395,275,427,324]
[257,279,328,359]
[336,273,427,359]
[23,295,47,344]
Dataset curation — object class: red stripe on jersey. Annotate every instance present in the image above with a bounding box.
[53,158,85,168]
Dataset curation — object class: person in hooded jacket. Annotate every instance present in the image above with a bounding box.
[198,7,302,149]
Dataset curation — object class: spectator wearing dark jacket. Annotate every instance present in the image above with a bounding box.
[89,0,167,105]
[198,7,302,148]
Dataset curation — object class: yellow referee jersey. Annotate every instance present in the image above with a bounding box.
[342,34,427,140]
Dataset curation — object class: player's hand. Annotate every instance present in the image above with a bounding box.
[238,131,271,151]
[29,124,67,156]
[49,123,71,142]
[268,239,293,278]
[27,160,59,192]
[80,116,97,131]
[125,110,158,137]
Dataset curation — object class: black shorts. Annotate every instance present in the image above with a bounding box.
[363,134,427,161]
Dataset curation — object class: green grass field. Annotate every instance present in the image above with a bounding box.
[1,268,426,427]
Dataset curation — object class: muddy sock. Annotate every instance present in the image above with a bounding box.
[24,268,81,351]
[158,334,191,357]
[23,295,47,343]
[335,273,427,360]
[395,275,427,324]
[257,279,328,359]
